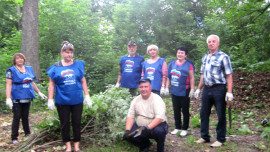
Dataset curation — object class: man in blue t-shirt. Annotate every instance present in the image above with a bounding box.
[115,41,144,96]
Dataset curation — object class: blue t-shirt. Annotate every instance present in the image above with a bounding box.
[120,55,144,88]
[142,58,165,91]
[47,61,85,105]
[7,66,36,100]
[168,60,194,96]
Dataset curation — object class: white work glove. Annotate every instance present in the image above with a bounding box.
[84,95,92,108]
[6,98,13,109]
[115,83,120,89]
[194,89,201,99]
[38,92,48,100]
[225,92,233,102]
[48,99,55,110]
[160,86,165,95]
[164,88,170,96]
[189,89,195,98]
[225,92,233,107]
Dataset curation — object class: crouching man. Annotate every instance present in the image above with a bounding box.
[123,78,168,152]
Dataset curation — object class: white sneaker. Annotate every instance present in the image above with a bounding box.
[171,129,181,135]
[180,130,188,136]
[12,140,19,144]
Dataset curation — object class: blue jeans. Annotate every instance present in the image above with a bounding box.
[125,122,168,152]
[200,84,226,143]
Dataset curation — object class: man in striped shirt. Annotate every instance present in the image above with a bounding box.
[194,35,233,147]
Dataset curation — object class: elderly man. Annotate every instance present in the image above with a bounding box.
[194,35,233,147]
[123,78,168,152]
[116,41,144,96]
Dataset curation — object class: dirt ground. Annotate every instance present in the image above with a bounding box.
[0,71,269,152]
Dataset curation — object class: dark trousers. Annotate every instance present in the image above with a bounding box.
[11,102,31,140]
[125,122,168,152]
[56,103,83,142]
[171,89,190,130]
[152,90,160,96]
[200,84,226,143]
[129,88,137,96]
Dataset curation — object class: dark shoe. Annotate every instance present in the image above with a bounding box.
[139,142,152,152]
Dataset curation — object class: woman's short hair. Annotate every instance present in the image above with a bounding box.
[177,46,188,55]
[147,44,159,54]
[61,41,74,52]
[13,53,26,65]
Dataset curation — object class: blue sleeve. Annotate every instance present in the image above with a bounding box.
[46,65,56,81]
[78,61,85,80]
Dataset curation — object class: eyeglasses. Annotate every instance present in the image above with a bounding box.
[61,43,74,51]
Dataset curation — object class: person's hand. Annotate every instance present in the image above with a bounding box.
[115,83,120,89]
[189,89,195,98]
[164,88,169,96]
[6,98,13,109]
[48,99,55,110]
[225,92,233,107]
[160,86,165,95]
[194,89,201,99]
[38,92,48,100]
[140,126,150,136]
[123,130,132,140]
[84,95,92,108]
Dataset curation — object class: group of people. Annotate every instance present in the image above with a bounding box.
[5,34,233,152]
[117,35,233,151]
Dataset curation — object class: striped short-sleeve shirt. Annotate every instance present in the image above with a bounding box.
[200,50,233,86]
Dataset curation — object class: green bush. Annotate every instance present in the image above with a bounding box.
[34,85,132,145]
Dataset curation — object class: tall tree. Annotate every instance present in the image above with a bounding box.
[21,0,40,79]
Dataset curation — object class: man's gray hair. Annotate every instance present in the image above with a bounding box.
[206,35,220,43]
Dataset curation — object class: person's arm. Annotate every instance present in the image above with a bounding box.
[81,76,89,95]
[125,117,134,130]
[31,82,41,93]
[6,78,12,99]
[189,69,195,90]
[197,74,204,90]
[161,61,168,86]
[48,78,55,99]
[116,64,122,84]
[226,74,233,93]
[147,118,163,130]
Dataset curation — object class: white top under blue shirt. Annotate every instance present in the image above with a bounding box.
[200,50,233,86]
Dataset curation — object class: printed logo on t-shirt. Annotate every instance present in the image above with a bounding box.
[124,60,134,73]
[23,77,32,83]
[146,67,155,80]
[22,77,32,88]
[61,69,76,85]
[171,69,181,86]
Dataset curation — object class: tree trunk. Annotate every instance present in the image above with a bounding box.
[21,0,40,80]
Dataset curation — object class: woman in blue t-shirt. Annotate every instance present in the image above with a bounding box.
[47,41,92,152]
[6,53,48,144]
[142,44,168,95]
[166,46,195,137]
